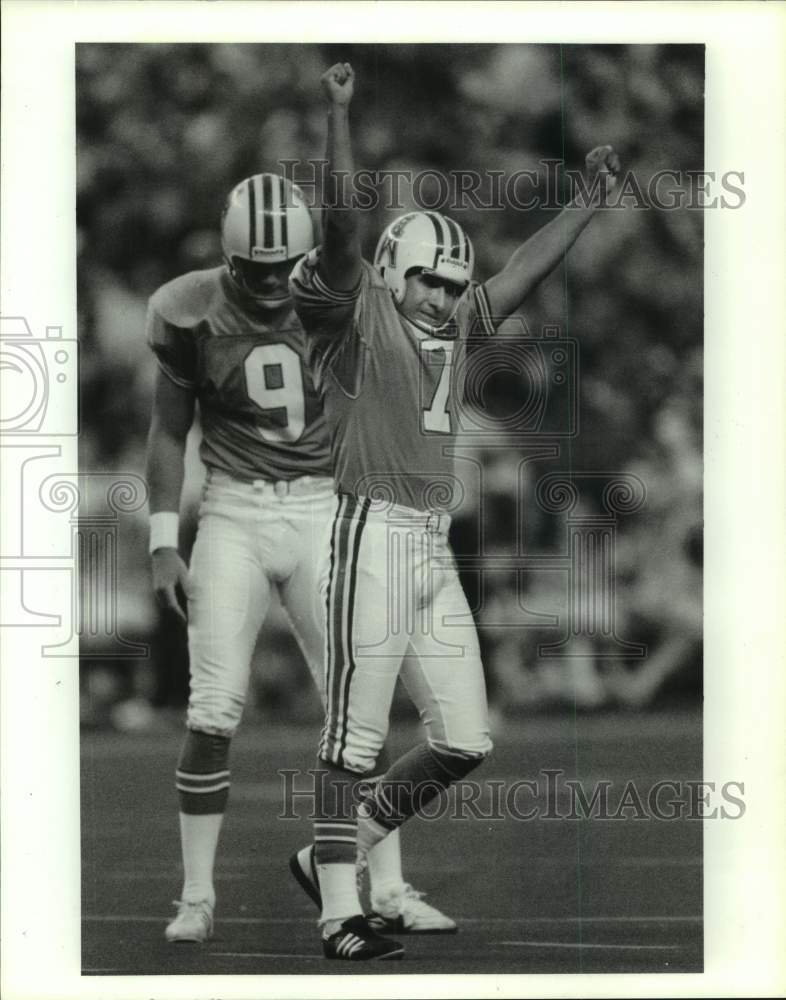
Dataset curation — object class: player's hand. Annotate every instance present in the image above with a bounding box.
[151,547,192,623]
[584,144,621,200]
[321,62,354,106]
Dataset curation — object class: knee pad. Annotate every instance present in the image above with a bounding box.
[428,742,491,781]
[186,691,245,737]
[176,729,231,815]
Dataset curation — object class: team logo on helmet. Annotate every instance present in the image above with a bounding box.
[374,211,474,307]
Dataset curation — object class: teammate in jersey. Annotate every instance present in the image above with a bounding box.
[288,63,622,961]
[146,172,456,945]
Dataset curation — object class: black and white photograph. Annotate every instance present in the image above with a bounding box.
[1,3,784,998]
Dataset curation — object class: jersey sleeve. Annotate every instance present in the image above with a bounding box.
[288,247,362,339]
[145,300,197,389]
[455,281,497,340]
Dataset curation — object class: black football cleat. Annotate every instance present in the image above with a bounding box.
[322,914,404,961]
[289,844,457,933]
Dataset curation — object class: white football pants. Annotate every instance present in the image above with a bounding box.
[319,494,493,774]
[186,469,335,735]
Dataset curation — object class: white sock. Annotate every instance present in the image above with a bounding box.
[357,810,392,861]
[367,826,405,898]
[317,862,362,932]
[179,812,222,905]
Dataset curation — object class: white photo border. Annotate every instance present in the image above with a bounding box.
[1,2,784,998]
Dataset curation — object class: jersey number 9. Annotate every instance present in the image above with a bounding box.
[244,343,305,443]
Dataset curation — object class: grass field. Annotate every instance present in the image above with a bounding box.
[81,708,702,976]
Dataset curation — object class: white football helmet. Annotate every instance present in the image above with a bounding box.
[374,211,475,306]
[221,173,314,303]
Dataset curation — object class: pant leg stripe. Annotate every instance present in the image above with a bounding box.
[336,498,371,765]
[320,494,354,762]
[319,495,344,760]
[332,497,364,761]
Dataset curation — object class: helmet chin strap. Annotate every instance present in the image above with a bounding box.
[225,259,291,311]
[395,295,464,338]
[251,293,290,310]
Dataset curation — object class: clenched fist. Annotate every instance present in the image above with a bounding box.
[151,547,192,623]
[321,62,354,105]
[585,144,621,193]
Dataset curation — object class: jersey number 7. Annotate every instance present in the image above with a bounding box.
[421,339,454,434]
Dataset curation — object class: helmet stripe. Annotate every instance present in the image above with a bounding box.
[464,232,473,267]
[279,175,289,253]
[247,178,257,257]
[261,173,274,248]
[425,212,445,269]
[269,172,281,249]
[443,215,463,261]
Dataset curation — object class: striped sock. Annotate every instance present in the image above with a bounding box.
[317,863,362,927]
[314,759,362,922]
[366,826,404,894]
[174,730,231,905]
[175,730,231,815]
[314,759,358,865]
[180,813,221,905]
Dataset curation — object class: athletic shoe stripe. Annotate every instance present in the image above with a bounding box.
[338,934,362,956]
[279,175,288,252]
[262,173,274,248]
[247,177,257,256]
[339,934,361,956]
[337,498,371,764]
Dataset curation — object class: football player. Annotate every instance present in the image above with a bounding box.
[288,63,621,960]
[145,172,457,945]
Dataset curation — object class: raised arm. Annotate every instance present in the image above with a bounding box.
[145,367,195,621]
[318,62,362,292]
[484,145,621,321]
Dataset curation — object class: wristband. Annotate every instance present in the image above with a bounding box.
[149,511,179,554]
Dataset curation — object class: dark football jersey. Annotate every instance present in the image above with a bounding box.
[147,267,332,481]
[290,252,496,512]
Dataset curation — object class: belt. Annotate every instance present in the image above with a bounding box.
[251,476,334,498]
[207,469,334,497]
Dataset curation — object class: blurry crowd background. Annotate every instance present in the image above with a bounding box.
[76,43,702,729]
